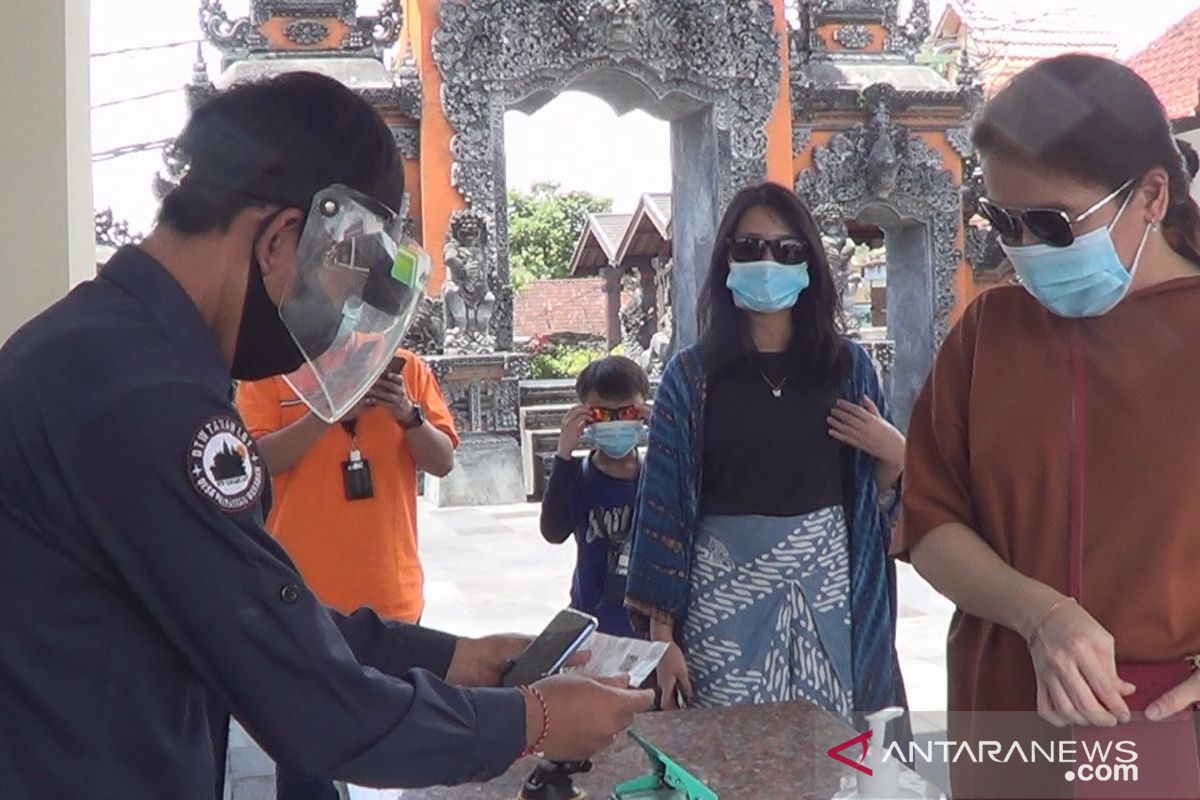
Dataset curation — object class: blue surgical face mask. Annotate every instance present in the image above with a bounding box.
[587,420,644,459]
[726,260,810,314]
[1002,193,1153,318]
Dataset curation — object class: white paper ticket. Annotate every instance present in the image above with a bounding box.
[566,631,668,687]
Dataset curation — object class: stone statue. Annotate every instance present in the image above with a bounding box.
[620,277,655,361]
[817,211,859,334]
[865,102,900,198]
[442,211,496,353]
[642,306,672,380]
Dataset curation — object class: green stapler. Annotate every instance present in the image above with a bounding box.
[610,731,718,800]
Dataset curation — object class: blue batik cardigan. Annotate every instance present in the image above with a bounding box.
[625,340,909,730]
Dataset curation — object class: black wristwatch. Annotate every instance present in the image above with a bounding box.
[402,403,425,430]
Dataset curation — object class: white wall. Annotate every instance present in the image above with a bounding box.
[0,1,94,343]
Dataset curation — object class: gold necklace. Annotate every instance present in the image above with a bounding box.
[759,371,788,399]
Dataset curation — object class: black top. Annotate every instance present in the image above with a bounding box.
[701,351,846,517]
[0,248,523,797]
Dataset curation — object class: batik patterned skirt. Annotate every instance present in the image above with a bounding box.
[681,506,854,721]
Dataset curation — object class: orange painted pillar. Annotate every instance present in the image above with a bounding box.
[764,0,794,186]
[411,0,464,295]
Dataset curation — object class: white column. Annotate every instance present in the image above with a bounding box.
[0,0,93,343]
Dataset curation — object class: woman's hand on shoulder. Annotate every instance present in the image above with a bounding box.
[827,395,905,466]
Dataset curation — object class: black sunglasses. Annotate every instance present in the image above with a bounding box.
[728,235,810,266]
[977,179,1132,248]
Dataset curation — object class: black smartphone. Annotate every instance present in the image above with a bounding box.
[501,609,598,687]
[388,355,407,376]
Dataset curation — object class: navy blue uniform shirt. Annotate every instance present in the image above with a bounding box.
[0,248,524,797]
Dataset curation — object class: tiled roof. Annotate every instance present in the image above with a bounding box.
[592,213,635,260]
[935,1,1118,96]
[1127,7,1200,119]
[568,212,634,276]
[645,193,672,227]
[514,278,609,339]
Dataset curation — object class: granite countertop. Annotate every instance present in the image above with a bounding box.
[403,701,940,800]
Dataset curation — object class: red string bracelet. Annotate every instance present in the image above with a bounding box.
[520,685,550,758]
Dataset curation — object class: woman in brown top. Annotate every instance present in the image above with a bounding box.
[902,54,1200,797]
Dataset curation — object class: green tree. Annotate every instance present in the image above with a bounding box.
[507,181,612,292]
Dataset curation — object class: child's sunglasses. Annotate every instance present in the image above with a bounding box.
[728,235,810,265]
[976,179,1132,248]
[589,406,642,423]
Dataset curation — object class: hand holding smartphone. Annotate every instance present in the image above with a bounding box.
[501,609,598,687]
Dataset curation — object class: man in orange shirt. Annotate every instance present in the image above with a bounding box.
[238,350,457,624]
[240,350,457,799]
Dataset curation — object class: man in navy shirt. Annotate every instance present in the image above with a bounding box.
[0,72,652,798]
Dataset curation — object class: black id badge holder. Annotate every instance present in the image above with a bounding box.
[340,420,374,501]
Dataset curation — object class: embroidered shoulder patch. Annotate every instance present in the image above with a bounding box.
[187,416,265,514]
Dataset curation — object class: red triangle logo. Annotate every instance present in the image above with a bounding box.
[828,729,874,776]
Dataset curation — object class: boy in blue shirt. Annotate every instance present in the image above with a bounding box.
[540,356,649,638]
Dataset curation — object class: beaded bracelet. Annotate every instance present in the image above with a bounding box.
[520,685,550,758]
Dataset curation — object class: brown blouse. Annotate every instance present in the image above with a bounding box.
[902,278,1200,719]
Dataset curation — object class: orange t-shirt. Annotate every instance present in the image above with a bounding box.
[236,350,459,622]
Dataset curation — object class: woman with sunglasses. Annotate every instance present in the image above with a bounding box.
[624,182,908,727]
[902,54,1200,797]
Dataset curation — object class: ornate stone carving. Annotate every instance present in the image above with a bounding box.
[960,150,1006,278]
[202,0,401,56]
[427,353,528,435]
[834,24,875,50]
[888,0,929,61]
[793,124,814,157]
[862,85,903,198]
[442,211,497,354]
[796,84,963,341]
[393,60,423,120]
[284,19,330,45]
[347,1,402,50]
[390,125,420,159]
[802,0,930,62]
[185,45,218,112]
[966,226,1005,276]
[152,141,189,201]
[954,44,985,112]
[403,296,445,356]
[432,0,780,351]
[946,126,972,160]
[94,209,143,249]
[199,0,267,52]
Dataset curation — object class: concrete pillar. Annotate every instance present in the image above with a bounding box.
[0,0,94,343]
[669,106,721,350]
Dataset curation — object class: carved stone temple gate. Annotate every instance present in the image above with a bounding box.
[173,0,1006,504]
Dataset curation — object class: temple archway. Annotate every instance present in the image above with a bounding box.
[431,0,781,351]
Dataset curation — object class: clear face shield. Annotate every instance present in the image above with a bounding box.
[279,184,431,422]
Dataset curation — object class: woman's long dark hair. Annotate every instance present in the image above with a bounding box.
[973,54,1200,266]
[697,182,846,384]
